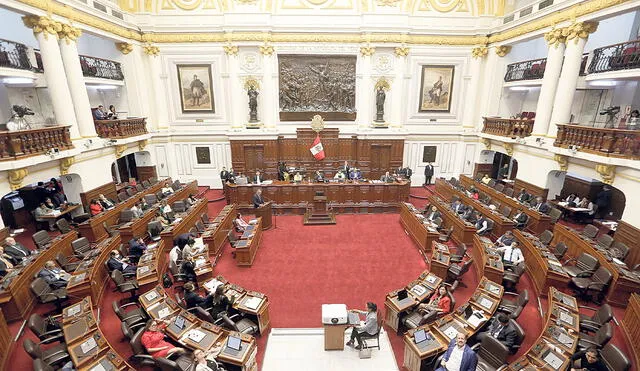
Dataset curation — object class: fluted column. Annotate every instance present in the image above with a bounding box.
[117,43,150,119]
[532,29,566,136]
[260,43,276,129]
[390,47,409,127]
[23,16,80,139]
[478,45,511,122]
[358,45,375,128]
[548,22,598,137]
[144,44,168,129]
[58,24,97,138]
[463,46,487,129]
[224,44,243,130]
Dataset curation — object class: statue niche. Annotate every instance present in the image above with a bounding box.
[278,55,356,121]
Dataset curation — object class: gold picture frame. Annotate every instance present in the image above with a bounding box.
[418,65,454,113]
[177,64,215,114]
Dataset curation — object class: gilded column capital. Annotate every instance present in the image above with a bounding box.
[503,142,514,156]
[116,42,134,55]
[243,77,260,90]
[595,163,615,185]
[8,168,28,190]
[223,44,239,56]
[480,138,491,150]
[562,21,599,44]
[58,24,82,44]
[22,15,62,40]
[471,46,488,59]
[554,154,568,171]
[143,44,160,56]
[544,28,566,48]
[138,139,148,151]
[495,45,512,57]
[259,43,274,56]
[394,47,410,57]
[360,46,375,57]
[60,156,75,175]
[115,144,127,158]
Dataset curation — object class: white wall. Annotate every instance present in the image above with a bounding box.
[86,86,129,114]
[498,87,540,117]
[0,8,38,48]
[76,33,121,61]
[545,170,566,200]
[2,86,55,126]
[508,37,547,63]
[134,151,153,166]
[586,11,638,51]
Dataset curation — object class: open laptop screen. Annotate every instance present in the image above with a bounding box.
[227,336,242,351]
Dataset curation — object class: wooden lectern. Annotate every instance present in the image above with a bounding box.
[304,192,336,225]
[255,201,272,230]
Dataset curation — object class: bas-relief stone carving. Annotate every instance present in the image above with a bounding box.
[373,53,394,73]
[278,55,356,121]
[240,52,260,72]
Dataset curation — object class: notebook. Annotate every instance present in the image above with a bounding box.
[414,329,427,344]
[227,336,242,351]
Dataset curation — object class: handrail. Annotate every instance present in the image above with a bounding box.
[588,39,640,74]
[0,126,73,160]
[504,57,547,82]
[0,38,34,71]
[79,55,124,80]
[554,124,640,159]
[482,117,534,138]
[94,118,148,139]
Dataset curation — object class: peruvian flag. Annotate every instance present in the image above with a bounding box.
[309,134,325,161]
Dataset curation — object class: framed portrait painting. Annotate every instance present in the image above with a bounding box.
[176,64,215,114]
[418,65,454,113]
[195,147,211,164]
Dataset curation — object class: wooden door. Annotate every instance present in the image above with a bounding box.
[243,145,265,173]
[370,145,391,179]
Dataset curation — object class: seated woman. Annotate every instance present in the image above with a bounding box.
[44,198,56,209]
[89,199,103,216]
[210,285,231,319]
[415,285,451,325]
[155,210,170,228]
[185,194,198,207]
[193,348,224,371]
[161,185,174,196]
[346,302,378,350]
[183,282,213,309]
[233,213,249,233]
[141,319,186,359]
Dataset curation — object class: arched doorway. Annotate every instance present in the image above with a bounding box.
[111,151,156,183]
[474,150,518,180]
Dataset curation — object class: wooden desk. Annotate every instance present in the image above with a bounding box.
[552,224,640,307]
[225,180,410,215]
[399,202,440,255]
[0,309,11,371]
[514,229,570,298]
[460,175,551,234]
[0,230,77,321]
[622,293,640,370]
[38,204,82,220]
[118,206,158,243]
[202,204,236,258]
[136,241,165,289]
[384,271,441,333]
[160,197,208,251]
[234,290,271,334]
[235,217,263,267]
[427,195,476,246]
[324,324,349,350]
[430,242,450,280]
[470,235,504,285]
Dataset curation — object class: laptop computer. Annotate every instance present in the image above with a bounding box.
[227,336,242,351]
[174,315,185,330]
[397,289,408,301]
[414,329,427,344]
[348,312,360,325]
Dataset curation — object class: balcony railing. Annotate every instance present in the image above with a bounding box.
[33,50,43,73]
[482,117,534,138]
[0,38,34,71]
[504,58,547,82]
[79,55,124,80]
[588,39,640,74]
[554,124,639,159]
[0,126,73,161]
[94,118,148,139]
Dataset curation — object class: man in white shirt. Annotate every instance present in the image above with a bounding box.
[497,241,524,266]
[169,245,181,273]
[182,239,205,260]
[437,332,477,371]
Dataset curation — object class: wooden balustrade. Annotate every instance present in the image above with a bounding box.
[0,126,73,161]
[554,124,640,159]
[482,117,534,138]
[94,118,148,139]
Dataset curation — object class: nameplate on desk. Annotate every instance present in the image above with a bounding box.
[559,311,574,325]
[144,291,159,301]
[158,307,171,319]
[67,303,82,317]
[195,257,207,268]
[478,297,493,310]
[442,326,458,340]
[187,329,206,343]
[80,337,98,354]
[542,351,563,369]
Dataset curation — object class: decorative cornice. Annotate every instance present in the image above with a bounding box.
[503,142,514,156]
[544,28,566,48]
[8,168,28,190]
[562,21,599,44]
[376,0,402,6]
[116,42,134,55]
[143,44,160,56]
[223,44,239,56]
[360,46,376,57]
[495,45,512,57]
[554,154,568,171]
[259,43,274,56]
[471,46,488,59]
[60,156,75,175]
[375,77,391,91]
[138,139,148,151]
[394,47,410,57]
[481,138,491,150]
[22,15,62,40]
[595,163,615,184]
[58,23,82,44]
[115,144,127,158]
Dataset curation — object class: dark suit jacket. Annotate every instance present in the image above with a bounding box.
[424,165,434,177]
[514,213,528,224]
[184,291,213,309]
[436,339,477,371]
[252,193,264,208]
[38,268,67,289]
[537,202,550,214]
[107,257,136,274]
[220,170,229,181]
[517,193,530,203]
[5,243,30,261]
[252,175,265,184]
[129,240,146,259]
[427,211,441,221]
[483,319,518,350]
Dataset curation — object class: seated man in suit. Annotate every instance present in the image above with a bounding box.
[183,281,213,310]
[532,196,549,213]
[333,170,346,180]
[107,250,137,274]
[349,168,362,180]
[252,189,265,208]
[437,332,478,371]
[128,238,148,264]
[425,206,441,223]
[0,246,15,276]
[293,172,303,182]
[252,170,265,184]
[380,171,394,183]
[570,347,607,371]
[476,215,489,235]
[495,231,515,247]
[4,237,32,262]
[451,200,466,215]
[98,194,115,209]
[497,241,524,267]
[34,202,55,230]
[38,261,70,289]
[93,105,108,120]
[512,209,529,229]
[460,207,475,222]
[516,188,530,203]
[220,167,230,183]
[314,170,324,182]
[475,313,517,353]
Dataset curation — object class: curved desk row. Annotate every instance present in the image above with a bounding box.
[426,195,476,246]
[470,235,505,285]
[159,197,208,252]
[202,204,236,258]
[399,202,440,256]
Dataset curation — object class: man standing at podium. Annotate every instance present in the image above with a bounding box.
[253,189,265,208]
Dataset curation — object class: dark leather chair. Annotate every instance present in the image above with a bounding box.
[55,218,72,234]
[450,243,467,264]
[171,180,181,191]
[216,313,259,335]
[195,220,206,233]
[402,290,455,329]
[563,253,599,278]
[548,208,562,224]
[503,188,514,197]
[120,321,136,341]
[111,270,139,298]
[502,262,525,292]
[155,355,196,371]
[508,319,525,354]
[500,205,511,218]
[552,242,568,260]
[538,230,553,246]
[23,339,70,367]
[129,325,157,368]
[168,261,188,291]
[30,278,68,311]
[136,184,144,193]
[32,230,52,249]
[144,194,157,205]
[446,258,473,286]
[359,319,384,350]
[32,358,55,371]
[119,209,135,223]
[126,188,136,197]
[56,253,80,272]
[194,306,215,323]
[150,177,158,184]
[438,226,454,243]
[497,290,528,319]
[156,191,165,200]
[581,224,599,239]
[600,343,631,371]
[117,192,128,202]
[579,304,613,334]
[28,313,64,344]
[494,183,505,192]
[201,213,212,225]
[488,179,496,187]
[571,266,613,304]
[72,237,97,259]
[112,300,148,331]
[577,322,612,351]
[596,234,613,249]
[173,201,186,213]
[609,241,630,261]
[148,221,163,242]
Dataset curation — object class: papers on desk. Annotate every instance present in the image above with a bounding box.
[425,275,437,284]
[172,217,183,224]
[478,297,493,310]
[193,237,205,248]
[543,352,563,369]
[612,257,625,265]
[443,326,458,340]
[187,329,206,343]
[145,291,158,302]
[555,332,574,347]
[80,337,98,354]
[67,303,82,317]
[51,210,61,216]
[147,242,159,249]
[486,284,501,295]
[72,273,87,283]
[89,363,107,371]
[571,207,591,212]
[157,307,171,319]
[244,297,263,310]
[195,257,207,268]
[559,311,574,325]
[548,259,562,267]
[10,228,24,236]
[138,266,150,274]
[262,180,273,185]
[467,312,486,328]
[411,284,427,296]
[204,279,224,293]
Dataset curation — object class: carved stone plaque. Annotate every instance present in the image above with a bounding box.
[278,55,356,121]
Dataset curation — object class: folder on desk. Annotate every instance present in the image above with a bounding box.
[244,297,262,310]
[235,240,249,248]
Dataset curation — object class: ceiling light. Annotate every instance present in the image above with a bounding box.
[86,84,119,90]
[588,80,617,87]
[3,77,35,85]
[509,86,532,91]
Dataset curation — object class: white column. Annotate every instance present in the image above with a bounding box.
[118,43,150,118]
[58,24,97,138]
[532,31,566,136]
[477,46,509,129]
[144,45,169,129]
[548,22,598,137]
[357,46,374,128]
[23,16,79,139]
[261,44,276,129]
[390,47,409,127]
[224,45,243,130]
[462,47,487,129]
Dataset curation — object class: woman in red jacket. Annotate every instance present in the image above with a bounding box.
[417,284,451,325]
[141,319,186,358]
[89,199,103,216]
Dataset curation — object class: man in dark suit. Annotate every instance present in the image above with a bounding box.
[38,261,69,289]
[533,197,550,214]
[516,189,530,203]
[513,209,528,229]
[340,161,350,178]
[461,207,475,222]
[424,162,434,186]
[452,200,466,215]
[252,189,265,208]
[475,313,517,353]
[107,250,136,274]
[425,206,441,222]
[220,167,230,182]
[380,171,394,183]
[252,171,265,184]
[4,237,31,262]
[436,332,477,371]
[128,237,147,264]
[183,282,213,309]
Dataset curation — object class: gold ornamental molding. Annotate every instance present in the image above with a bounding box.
[223,44,239,56]
[138,139,148,151]
[471,46,488,58]
[259,43,274,56]
[480,138,491,150]
[143,44,160,56]
[243,77,260,90]
[376,0,402,6]
[360,45,376,57]
[115,144,127,158]
[58,23,82,44]
[562,21,599,44]
[554,154,568,171]
[503,142,514,156]
[116,42,134,55]
[595,163,615,185]
[375,77,391,91]
[544,28,566,48]
[22,15,62,40]
[59,156,75,175]
[8,168,28,191]
[495,45,511,57]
